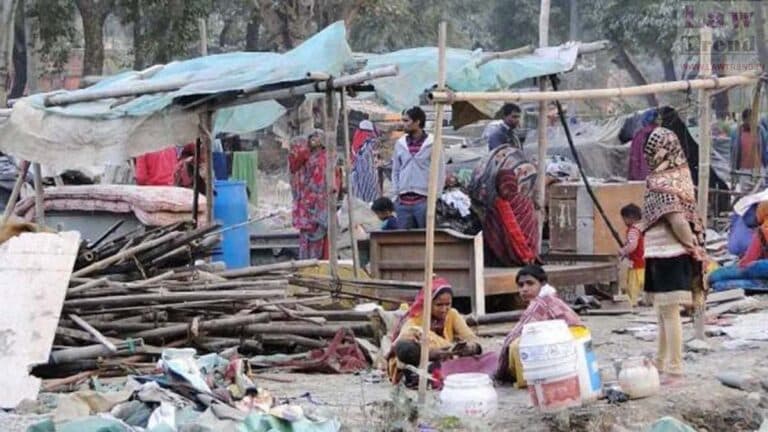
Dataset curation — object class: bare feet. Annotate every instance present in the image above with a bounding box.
[660,373,684,387]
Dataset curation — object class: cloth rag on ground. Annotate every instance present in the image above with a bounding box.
[13,185,206,226]
[276,329,368,374]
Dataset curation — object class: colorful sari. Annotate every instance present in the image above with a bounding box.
[739,202,768,268]
[468,145,539,266]
[496,287,583,385]
[289,136,330,260]
[387,278,479,384]
[351,136,379,202]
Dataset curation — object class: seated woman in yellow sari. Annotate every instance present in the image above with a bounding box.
[496,265,585,387]
[387,276,482,387]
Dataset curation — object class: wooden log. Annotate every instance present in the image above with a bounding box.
[340,88,360,278]
[419,21,448,401]
[322,91,339,279]
[477,45,534,67]
[239,322,373,338]
[268,309,374,322]
[87,220,125,249]
[428,73,759,103]
[68,277,110,295]
[133,312,271,341]
[32,162,44,225]
[694,26,713,342]
[64,289,285,308]
[217,259,318,278]
[465,310,524,326]
[69,314,117,353]
[85,322,177,332]
[290,277,403,304]
[260,334,327,349]
[193,138,201,227]
[223,66,399,110]
[1,160,29,223]
[156,280,289,291]
[50,339,146,364]
[194,337,263,353]
[72,231,182,277]
[42,371,96,391]
[44,78,192,107]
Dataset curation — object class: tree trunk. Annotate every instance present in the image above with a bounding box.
[569,0,579,41]
[131,0,145,70]
[754,2,768,70]
[660,54,676,81]
[0,0,19,107]
[245,7,261,51]
[9,0,25,99]
[75,0,113,77]
[612,44,659,107]
[219,18,232,48]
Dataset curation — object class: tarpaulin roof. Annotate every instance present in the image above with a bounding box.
[363,44,580,127]
[0,20,581,171]
[0,22,352,171]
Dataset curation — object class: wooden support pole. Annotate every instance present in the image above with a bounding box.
[32,162,44,225]
[323,91,339,279]
[199,111,214,225]
[192,138,201,227]
[1,160,29,223]
[340,88,360,278]
[428,73,758,103]
[198,18,208,57]
[694,27,713,342]
[418,20,448,404]
[68,314,118,353]
[536,0,551,246]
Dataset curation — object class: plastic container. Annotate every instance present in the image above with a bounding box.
[519,320,582,412]
[571,326,602,402]
[439,373,498,418]
[618,357,660,399]
[212,180,250,269]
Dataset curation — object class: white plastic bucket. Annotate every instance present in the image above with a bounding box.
[519,320,582,412]
[439,373,498,418]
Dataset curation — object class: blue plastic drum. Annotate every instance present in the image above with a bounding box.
[212,180,249,269]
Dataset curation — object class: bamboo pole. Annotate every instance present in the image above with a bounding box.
[323,92,339,280]
[200,111,214,225]
[44,79,191,107]
[68,314,117,353]
[64,289,286,308]
[216,259,318,278]
[429,73,758,103]
[133,312,270,341]
[32,162,44,225]
[694,27,712,342]
[418,21,448,403]
[71,231,181,277]
[476,45,534,67]
[1,160,29,223]
[340,88,360,278]
[223,66,399,110]
[536,0,551,247]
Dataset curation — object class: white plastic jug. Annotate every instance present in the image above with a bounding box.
[439,373,497,418]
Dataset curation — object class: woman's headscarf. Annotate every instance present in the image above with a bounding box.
[351,121,378,162]
[390,276,453,341]
[642,127,703,236]
[628,108,658,181]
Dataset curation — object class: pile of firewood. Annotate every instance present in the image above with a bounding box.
[37,222,390,383]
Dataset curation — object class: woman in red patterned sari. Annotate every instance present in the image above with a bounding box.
[289,130,331,260]
[468,144,540,266]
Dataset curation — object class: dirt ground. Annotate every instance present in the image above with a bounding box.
[3,311,767,432]
[256,312,768,431]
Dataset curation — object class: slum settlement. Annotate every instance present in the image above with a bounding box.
[0,17,768,432]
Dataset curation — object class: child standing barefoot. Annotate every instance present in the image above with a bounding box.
[619,204,645,307]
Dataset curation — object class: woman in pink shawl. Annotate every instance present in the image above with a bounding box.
[496,265,584,386]
[289,130,332,260]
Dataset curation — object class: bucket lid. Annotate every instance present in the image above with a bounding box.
[443,372,492,388]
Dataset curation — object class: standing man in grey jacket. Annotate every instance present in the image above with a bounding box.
[391,106,446,229]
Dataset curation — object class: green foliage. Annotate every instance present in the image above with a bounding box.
[27,0,78,71]
[587,0,679,53]
[349,0,491,52]
[490,0,572,49]
[116,0,212,67]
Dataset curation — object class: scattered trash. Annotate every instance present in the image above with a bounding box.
[604,386,629,404]
[648,416,697,432]
[684,339,712,353]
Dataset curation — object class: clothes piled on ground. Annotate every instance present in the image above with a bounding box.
[708,259,768,293]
